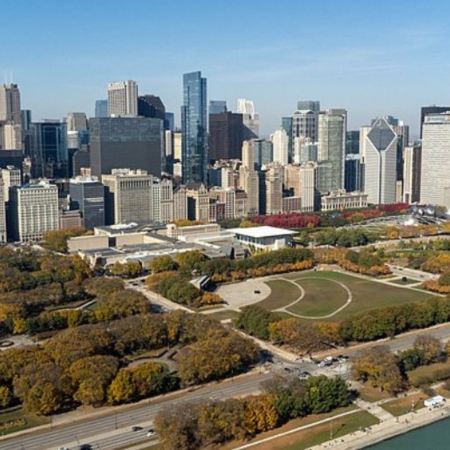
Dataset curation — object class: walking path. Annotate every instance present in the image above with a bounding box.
[354,399,394,422]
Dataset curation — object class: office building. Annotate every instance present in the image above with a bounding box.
[1,166,21,202]
[345,154,364,192]
[2,123,22,150]
[209,111,243,160]
[181,71,208,183]
[9,181,59,242]
[165,112,174,131]
[138,95,166,121]
[239,166,259,216]
[318,109,347,192]
[89,117,163,178]
[292,101,320,142]
[0,180,6,242]
[271,128,289,166]
[360,117,398,204]
[0,84,21,124]
[173,131,182,160]
[174,185,188,220]
[298,162,317,212]
[66,113,88,132]
[30,120,68,178]
[95,100,108,118]
[264,164,283,215]
[107,80,138,117]
[346,131,360,155]
[69,176,105,229]
[293,137,318,164]
[237,99,259,139]
[281,116,293,160]
[209,100,227,115]
[254,139,273,167]
[403,143,422,204]
[102,169,155,225]
[420,105,450,138]
[186,182,209,222]
[420,113,450,206]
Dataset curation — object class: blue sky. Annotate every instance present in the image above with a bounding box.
[2,0,450,138]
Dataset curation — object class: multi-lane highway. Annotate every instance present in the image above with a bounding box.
[3,323,450,450]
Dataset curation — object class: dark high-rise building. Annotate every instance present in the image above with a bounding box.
[89,117,163,178]
[345,154,364,192]
[181,71,208,183]
[30,121,68,178]
[420,105,450,138]
[346,130,360,155]
[254,139,273,167]
[209,112,243,161]
[209,100,227,115]
[69,176,105,229]
[138,95,166,121]
[165,112,174,131]
[95,100,108,118]
[72,150,90,177]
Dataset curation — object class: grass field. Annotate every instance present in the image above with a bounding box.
[254,280,301,310]
[389,278,421,286]
[0,409,49,435]
[381,393,428,417]
[261,271,434,321]
[209,309,240,321]
[287,278,348,317]
[407,359,450,387]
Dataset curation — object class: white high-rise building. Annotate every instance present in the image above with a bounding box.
[1,166,21,202]
[237,99,259,139]
[9,181,59,242]
[420,113,450,206]
[299,162,317,212]
[66,113,88,132]
[2,123,22,150]
[271,128,289,166]
[0,84,21,124]
[265,164,283,215]
[361,117,398,204]
[107,81,138,117]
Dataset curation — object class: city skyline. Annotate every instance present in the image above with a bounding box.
[1,1,450,137]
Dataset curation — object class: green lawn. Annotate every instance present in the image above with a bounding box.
[283,410,379,450]
[381,393,427,417]
[358,385,392,403]
[265,271,434,321]
[254,280,301,310]
[389,278,421,286]
[0,409,49,435]
[287,278,348,317]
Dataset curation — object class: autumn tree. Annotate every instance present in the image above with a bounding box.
[413,335,442,364]
[109,261,142,279]
[82,277,125,297]
[42,227,86,253]
[0,386,12,408]
[352,346,405,394]
[149,255,179,274]
[175,251,205,273]
[243,394,279,435]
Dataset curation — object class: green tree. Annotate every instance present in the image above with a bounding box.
[110,261,142,278]
[236,305,280,340]
[149,255,179,273]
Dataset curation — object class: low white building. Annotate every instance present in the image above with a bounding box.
[229,226,297,250]
[321,189,368,211]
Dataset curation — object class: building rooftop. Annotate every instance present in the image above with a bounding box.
[229,226,297,238]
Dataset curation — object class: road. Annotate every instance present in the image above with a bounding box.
[387,264,438,281]
[4,324,450,449]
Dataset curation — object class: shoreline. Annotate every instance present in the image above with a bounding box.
[308,403,450,450]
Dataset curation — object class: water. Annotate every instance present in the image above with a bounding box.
[367,416,450,449]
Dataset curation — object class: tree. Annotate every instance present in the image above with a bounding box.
[413,335,442,364]
[305,376,350,414]
[83,277,125,297]
[175,251,205,273]
[94,289,150,322]
[0,386,12,408]
[236,306,281,340]
[243,394,278,435]
[42,227,86,253]
[110,261,142,278]
[149,256,179,274]
[351,346,405,394]
[107,369,136,404]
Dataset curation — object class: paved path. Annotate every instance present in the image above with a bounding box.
[354,399,394,422]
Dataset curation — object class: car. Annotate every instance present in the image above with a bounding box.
[283,367,292,372]
[58,447,69,450]
[79,445,92,450]
[147,428,156,437]
[132,426,143,432]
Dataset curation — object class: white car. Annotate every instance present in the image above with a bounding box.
[147,429,156,437]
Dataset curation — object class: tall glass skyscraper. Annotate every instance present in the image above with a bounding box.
[181,71,208,183]
[95,100,108,118]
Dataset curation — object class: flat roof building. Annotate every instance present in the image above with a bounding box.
[229,226,296,250]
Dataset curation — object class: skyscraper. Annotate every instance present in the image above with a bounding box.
[292,105,319,142]
[318,109,347,192]
[107,81,138,117]
[420,105,450,139]
[420,113,450,206]
[403,143,421,204]
[69,176,105,229]
[181,71,208,183]
[1,166,21,203]
[237,99,259,139]
[89,117,163,178]
[297,100,320,112]
[0,180,6,243]
[0,84,21,124]
[30,120,68,178]
[361,117,398,204]
[66,113,88,132]
[271,128,289,166]
[138,95,166,121]
[281,117,293,160]
[209,111,243,160]
[209,100,227,115]
[346,131,360,155]
[264,164,283,215]
[95,100,108,118]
